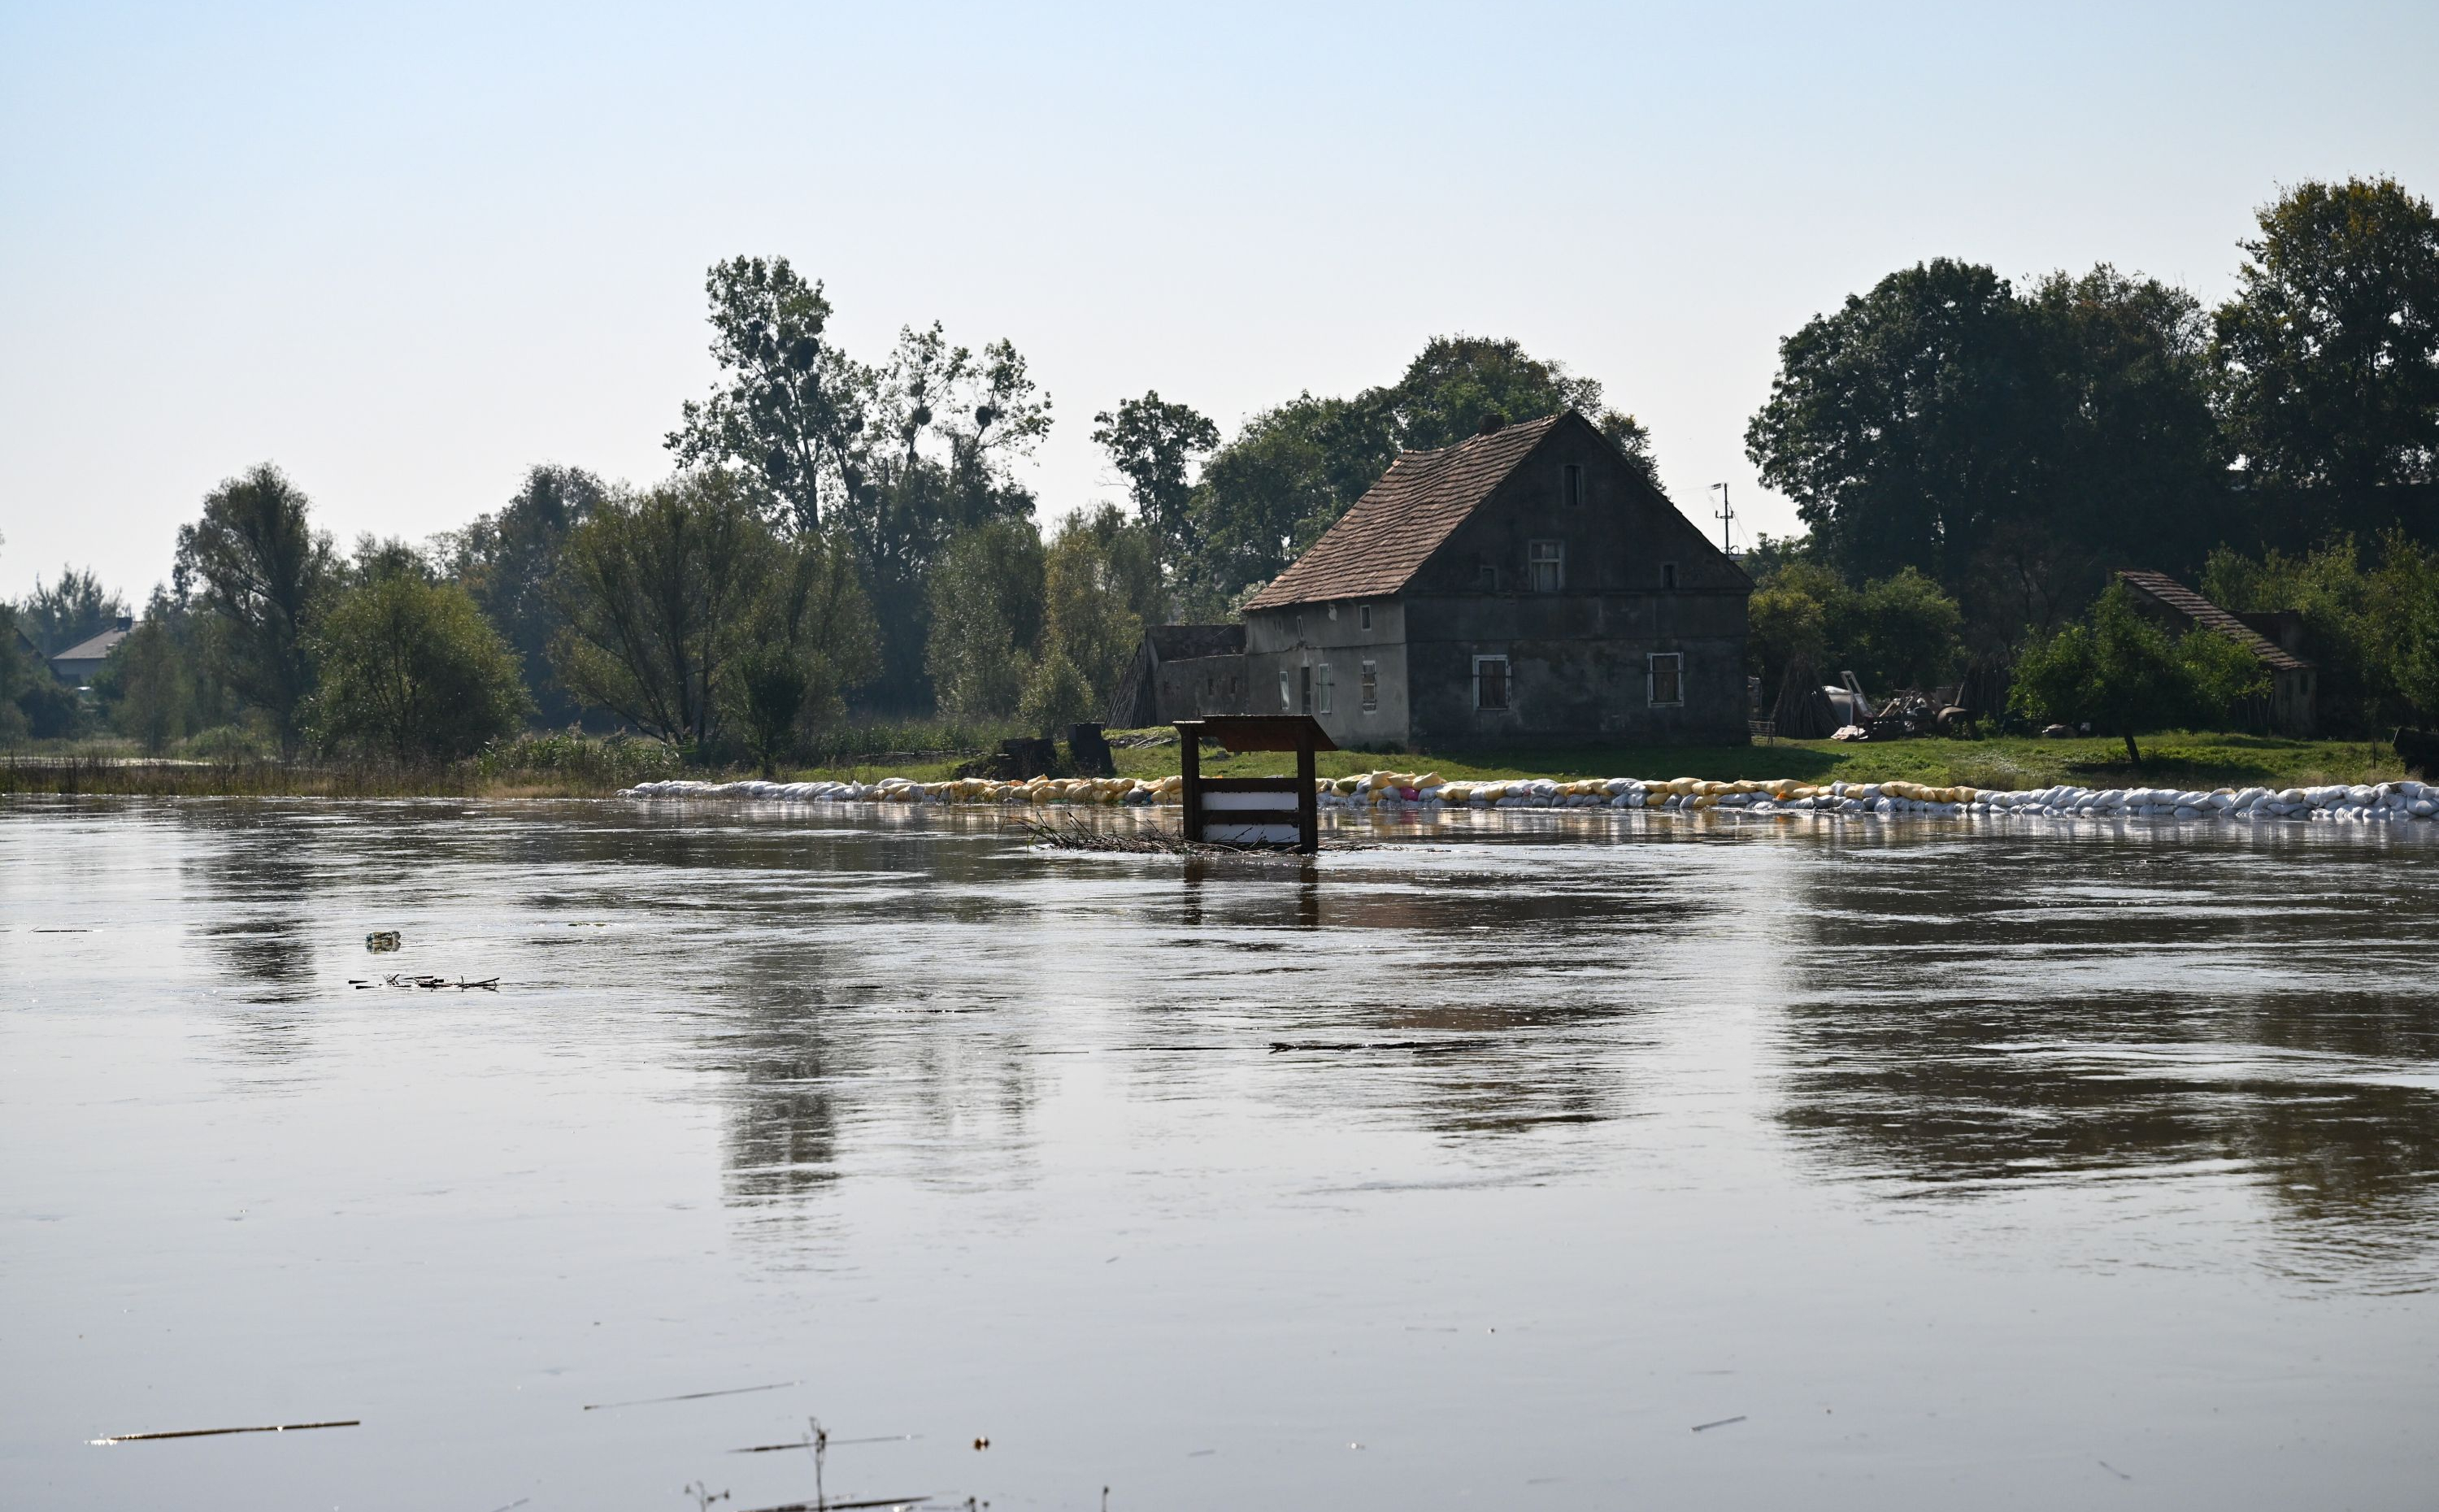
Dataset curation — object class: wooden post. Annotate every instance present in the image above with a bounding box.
[1296,741,1318,854]
[1179,723,1203,843]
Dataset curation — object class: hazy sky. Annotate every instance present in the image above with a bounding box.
[5,1,2436,602]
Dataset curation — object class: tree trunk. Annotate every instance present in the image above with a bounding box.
[2123,731,2142,768]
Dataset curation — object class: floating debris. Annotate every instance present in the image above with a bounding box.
[365,930,402,952]
[348,973,498,992]
[582,1380,796,1411]
[1691,1415,1747,1432]
[90,1419,359,1445]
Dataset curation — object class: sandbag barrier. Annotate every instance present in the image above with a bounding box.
[621,771,2439,823]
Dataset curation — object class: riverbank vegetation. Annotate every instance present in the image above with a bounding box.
[0,728,2405,801]
[5,176,2436,768]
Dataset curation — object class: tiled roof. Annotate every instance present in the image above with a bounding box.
[50,626,132,664]
[2115,571,2310,671]
[1241,414,1567,611]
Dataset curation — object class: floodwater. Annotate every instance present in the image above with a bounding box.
[5,799,2438,1511]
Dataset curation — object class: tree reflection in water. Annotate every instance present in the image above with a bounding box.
[1770,834,2439,1287]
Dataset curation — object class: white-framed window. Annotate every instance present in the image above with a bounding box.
[1529,539,1564,593]
[1562,463,1585,508]
[1279,668,1292,710]
[1649,652,1684,706]
[1474,654,1511,711]
[1316,663,1333,715]
[1358,604,1372,631]
[1661,562,1679,589]
[1359,659,1378,712]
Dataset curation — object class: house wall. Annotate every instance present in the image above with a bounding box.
[1152,654,1250,720]
[1400,589,1748,746]
[1243,599,1413,748]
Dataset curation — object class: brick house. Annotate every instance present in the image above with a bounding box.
[1234,411,1750,749]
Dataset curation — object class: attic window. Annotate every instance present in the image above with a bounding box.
[1562,463,1585,508]
[1358,604,1372,631]
[1662,562,1679,589]
[1478,563,1499,591]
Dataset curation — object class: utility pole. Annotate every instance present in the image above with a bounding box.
[1709,482,1735,554]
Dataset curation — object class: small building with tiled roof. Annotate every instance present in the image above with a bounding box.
[2115,570,2316,736]
[1237,411,1750,748]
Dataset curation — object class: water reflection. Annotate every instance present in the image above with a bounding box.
[1769,835,2439,1286]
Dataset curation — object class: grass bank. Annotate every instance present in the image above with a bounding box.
[1,730,2406,799]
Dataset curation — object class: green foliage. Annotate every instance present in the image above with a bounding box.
[2201,532,2439,730]
[15,565,127,656]
[925,519,1046,720]
[665,258,1052,706]
[1747,260,2225,652]
[346,534,438,585]
[1745,550,1964,701]
[307,576,532,763]
[2211,177,2439,504]
[472,731,684,788]
[446,464,606,727]
[1093,390,1220,593]
[0,603,35,743]
[727,528,881,771]
[100,615,193,753]
[172,463,339,750]
[1021,506,1158,730]
[550,472,780,749]
[2010,584,2269,763]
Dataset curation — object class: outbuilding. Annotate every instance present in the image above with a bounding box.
[1235,411,1750,749]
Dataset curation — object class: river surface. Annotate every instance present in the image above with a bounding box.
[5,798,2438,1510]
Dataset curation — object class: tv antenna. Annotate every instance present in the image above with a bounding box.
[1709,483,1735,554]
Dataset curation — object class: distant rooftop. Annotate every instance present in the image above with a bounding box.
[2115,571,2310,671]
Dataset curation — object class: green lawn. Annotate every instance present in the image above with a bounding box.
[1101,730,2408,793]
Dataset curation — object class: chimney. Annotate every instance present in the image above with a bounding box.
[1476,412,1507,437]
[116,615,134,632]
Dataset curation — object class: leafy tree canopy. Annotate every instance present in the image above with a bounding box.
[2211,176,2439,502]
[2009,583,2267,765]
[307,576,531,763]
[172,463,339,750]
[15,565,128,656]
[447,463,607,726]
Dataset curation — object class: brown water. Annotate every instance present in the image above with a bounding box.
[5,798,2437,1510]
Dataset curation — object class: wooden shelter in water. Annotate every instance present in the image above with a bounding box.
[1175,715,1335,854]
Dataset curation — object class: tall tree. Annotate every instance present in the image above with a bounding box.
[450,464,606,725]
[728,528,881,772]
[307,576,532,763]
[1746,259,2043,586]
[1385,335,1660,487]
[2211,177,2439,520]
[1093,391,1220,592]
[1020,506,1159,730]
[16,566,128,655]
[172,464,338,750]
[666,258,869,532]
[924,519,1046,720]
[667,259,1052,707]
[550,472,779,749]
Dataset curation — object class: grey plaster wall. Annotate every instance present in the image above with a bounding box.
[1150,654,1250,720]
[1244,599,1412,748]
